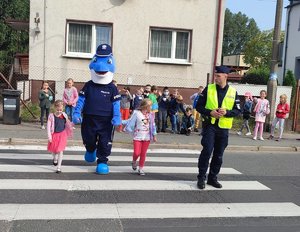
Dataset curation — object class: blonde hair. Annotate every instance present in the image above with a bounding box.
[139,99,152,110]
[280,94,287,103]
[54,100,63,107]
[66,78,74,83]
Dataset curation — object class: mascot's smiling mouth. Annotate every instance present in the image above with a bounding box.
[96,71,108,75]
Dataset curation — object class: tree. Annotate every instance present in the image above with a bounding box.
[222,9,260,56]
[283,70,296,93]
[0,0,29,68]
[243,30,285,70]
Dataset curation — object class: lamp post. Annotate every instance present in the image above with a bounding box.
[266,0,283,131]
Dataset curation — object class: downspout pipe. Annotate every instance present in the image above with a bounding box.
[212,0,222,83]
[283,0,294,78]
[43,0,46,80]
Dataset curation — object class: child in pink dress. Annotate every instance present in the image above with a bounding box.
[47,100,73,173]
[253,90,270,140]
[123,99,157,175]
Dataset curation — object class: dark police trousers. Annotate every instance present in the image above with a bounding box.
[197,123,229,181]
[81,114,113,164]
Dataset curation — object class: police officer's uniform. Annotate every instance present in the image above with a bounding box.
[196,66,241,189]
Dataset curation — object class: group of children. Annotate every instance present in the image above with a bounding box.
[237,90,290,141]
[117,83,197,136]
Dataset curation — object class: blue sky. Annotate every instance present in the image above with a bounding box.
[226,0,290,31]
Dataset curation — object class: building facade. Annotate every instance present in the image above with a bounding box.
[279,0,300,84]
[29,0,226,100]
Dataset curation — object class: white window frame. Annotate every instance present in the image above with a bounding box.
[148,28,192,65]
[65,21,112,59]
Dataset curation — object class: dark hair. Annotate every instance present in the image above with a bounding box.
[186,107,192,112]
[163,86,169,91]
[41,81,49,89]
[151,85,157,92]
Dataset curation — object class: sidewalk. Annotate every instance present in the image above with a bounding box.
[0,122,299,152]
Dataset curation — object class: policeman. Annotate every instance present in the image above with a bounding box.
[196,66,241,189]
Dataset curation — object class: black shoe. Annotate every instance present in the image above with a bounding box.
[197,180,205,189]
[53,161,58,166]
[207,179,222,188]
[194,128,199,132]
[56,169,61,174]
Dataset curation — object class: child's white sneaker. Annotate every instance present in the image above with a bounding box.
[245,132,251,136]
[138,169,145,176]
[253,137,257,140]
[41,125,45,129]
[259,137,264,141]
[131,161,137,171]
[236,131,242,136]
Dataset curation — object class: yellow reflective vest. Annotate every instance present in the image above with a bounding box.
[205,84,236,129]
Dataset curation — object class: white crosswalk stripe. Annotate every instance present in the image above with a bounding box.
[0,147,299,225]
[0,164,242,174]
[1,203,300,221]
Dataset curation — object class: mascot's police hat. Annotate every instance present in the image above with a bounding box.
[96,44,112,57]
[215,65,231,74]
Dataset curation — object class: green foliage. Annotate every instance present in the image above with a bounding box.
[243,30,285,69]
[241,67,270,85]
[283,70,296,90]
[20,103,40,122]
[243,30,273,69]
[222,9,260,56]
[0,0,29,67]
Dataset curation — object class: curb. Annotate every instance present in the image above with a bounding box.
[0,138,298,152]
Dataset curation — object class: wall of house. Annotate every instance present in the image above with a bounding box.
[279,3,300,84]
[29,0,225,100]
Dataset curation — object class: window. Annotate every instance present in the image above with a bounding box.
[66,21,112,58]
[149,28,191,64]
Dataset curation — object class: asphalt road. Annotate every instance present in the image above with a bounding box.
[0,148,299,232]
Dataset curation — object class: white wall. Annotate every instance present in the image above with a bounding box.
[29,0,225,93]
[279,3,300,84]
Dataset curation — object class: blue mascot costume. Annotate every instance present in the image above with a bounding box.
[72,44,121,174]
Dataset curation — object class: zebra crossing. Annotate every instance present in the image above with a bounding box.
[0,145,300,228]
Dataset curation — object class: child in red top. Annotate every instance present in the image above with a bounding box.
[269,94,290,141]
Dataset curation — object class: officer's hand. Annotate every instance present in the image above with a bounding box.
[210,110,222,118]
[218,108,227,116]
[72,112,82,125]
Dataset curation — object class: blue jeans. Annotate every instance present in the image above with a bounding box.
[170,114,179,133]
[65,105,74,121]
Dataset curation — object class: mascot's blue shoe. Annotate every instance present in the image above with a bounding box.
[96,163,109,175]
[84,150,97,163]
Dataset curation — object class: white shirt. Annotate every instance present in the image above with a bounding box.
[133,111,150,141]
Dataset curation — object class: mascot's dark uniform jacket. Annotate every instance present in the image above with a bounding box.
[80,80,120,164]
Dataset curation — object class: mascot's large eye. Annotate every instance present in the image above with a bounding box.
[92,57,97,62]
[107,58,112,64]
